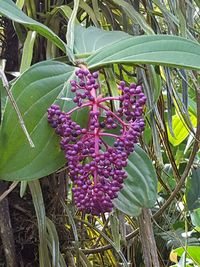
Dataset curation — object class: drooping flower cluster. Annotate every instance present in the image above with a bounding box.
[47,68,146,215]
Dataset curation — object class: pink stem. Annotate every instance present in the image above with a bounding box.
[99,137,109,149]
[66,102,92,115]
[99,132,120,139]
[98,103,128,130]
[90,89,99,185]
[98,96,120,104]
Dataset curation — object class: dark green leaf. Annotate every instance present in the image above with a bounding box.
[162,164,176,191]
[194,0,200,8]
[152,0,195,40]
[186,167,200,211]
[87,35,200,70]
[48,5,76,21]
[46,217,61,267]
[111,0,154,34]
[113,145,157,216]
[190,208,200,227]
[0,61,76,181]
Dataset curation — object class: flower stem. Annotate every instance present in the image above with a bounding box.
[91,89,99,185]
[66,102,92,115]
[98,103,128,130]
[98,96,120,104]
[99,132,120,139]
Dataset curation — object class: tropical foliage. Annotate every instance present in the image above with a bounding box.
[0,0,200,266]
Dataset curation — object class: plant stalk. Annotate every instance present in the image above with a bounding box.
[138,208,160,267]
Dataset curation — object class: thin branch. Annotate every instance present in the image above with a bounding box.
[0,68,35,148]
[0,181,19,202]
[0,182,18,267]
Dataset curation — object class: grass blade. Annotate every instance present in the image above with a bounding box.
[29,180,51,267]
[66,0,80,62]
[20,31,36,73]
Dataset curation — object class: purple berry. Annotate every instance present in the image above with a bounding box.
[47,69,146,215]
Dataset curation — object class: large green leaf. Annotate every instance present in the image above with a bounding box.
[86,35,200,70]
[0,61,76,181]
[0,0,66,52]
[186,167,200,211]
[74,26,129,54]
[113,145,157,216]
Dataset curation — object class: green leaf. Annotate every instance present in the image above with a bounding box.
[110,213,120,252]
[104,68,120,110]
[190,208,200,227]
[86,35,200,71]
[194,0,200,8]
[186,167,200,211]
[162,164,176,191]
[79,0,99,27]
[48,5,76,21]
[91,0,101,22]
[0,79,7,124]
[20,181,28,197]
[16,0,25,9]
[167,112,197,146]
[113,145,157,216]
[29,180,50,267]
[152,0,195,41]
[148,66,162,105]
[66,0,80,62]
[46,217,60,267]
[111,0,154,34]
[172,246,200,265]
[0,60,7,124]
[74,26,129,55]
[46,217,66,267]
[20,31,37,73]
[0,0,66,52]
[0,61,76,181]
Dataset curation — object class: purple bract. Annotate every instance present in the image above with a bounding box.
[47,68,146,215]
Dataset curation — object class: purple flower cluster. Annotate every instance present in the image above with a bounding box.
[47,69,146,215]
